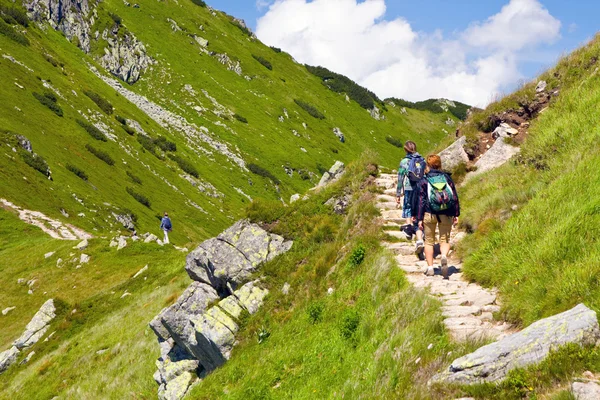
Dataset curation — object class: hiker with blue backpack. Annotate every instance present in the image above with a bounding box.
[415,154,460,279]
[396,141,426,255]
[160,212,172,244]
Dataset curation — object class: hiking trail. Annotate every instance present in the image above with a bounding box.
[374,173,514,342]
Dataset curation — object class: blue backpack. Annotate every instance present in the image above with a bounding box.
[163,217,172,231]
[407,156,426,183]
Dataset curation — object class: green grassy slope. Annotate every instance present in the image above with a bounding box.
[458,35,600,326]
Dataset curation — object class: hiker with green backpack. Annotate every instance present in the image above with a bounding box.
[415,154,460,279]
[396,141,426,254]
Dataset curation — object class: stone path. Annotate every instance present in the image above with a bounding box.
[375,174,513,342]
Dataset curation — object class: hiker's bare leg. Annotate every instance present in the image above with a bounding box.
[440,242,450,258]
[425,244,434,267]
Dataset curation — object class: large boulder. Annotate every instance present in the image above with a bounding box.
[439,136,469,172]
[465,136,520,182]
[572,381,600,400]
[13,299,56,349]
[431,304,600,385]
[317,161,345,188]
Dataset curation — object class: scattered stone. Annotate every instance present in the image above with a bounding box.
[74,239,89,251]
[431,304,600,385]
[492,123,518,139]
[113,213,135,230]
[121,292,131,299]
[13,299,56,350]
[56,258,63,267]
[194,35,208,48]
[327,287,334,295]
[96,348,109,355]
[332,127,345,143]
[465,135,520,181]
[133,265,148,279]
[370,107,382,120]
[144,234,158,243]
[281,282,291,295]
[80,254,90,264]
[536,80,547,93]
[290,194,300,203]
[17,278,26,285]
[117,236,127,250]
[2,307,16,316]
[572,381,600,400]
[324,194,350,214]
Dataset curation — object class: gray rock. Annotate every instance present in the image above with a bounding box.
[325,194,350,214]
[370,107,382,120]
[439,136,469,172]
[2,307,16,316]
[281,282,291,295]
[13,299,56,349]
[19,350,35,365]
[16,135,32,153]
[100,31,154,84]
[117,236,127,250]
[158,371,196,400]
[194,35,208,48]
[431,304,600,385]
[333,127,345,143]
[74,239,88,251]
[188,305,238,371]
[113,213,135,230]
[290,194,300,203]
[492,123,518,139]
[44,251,55,259]
[572,381,600,400]
[465,136,520,181]
[536,80,547,93]
[0,346,19,373]
[80,254,90,264]
[317,161,345,188]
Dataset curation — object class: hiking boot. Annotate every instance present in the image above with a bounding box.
[414,240,424,256]
[424,266,435,276]
[441,256,449,279]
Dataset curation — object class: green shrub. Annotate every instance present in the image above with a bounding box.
[1,5,29,27]
[85,144,114,165]
[126,187,151,208]
[66,164,88,181]
[248,163,280,184]
[77,120,107,141]
[252,54,272,70]
[245,198,286,223]
[346,244,366,269]
[385,97,471,120]
[339,309,360,339]
[84,90,113,115]
[298,169,311,180]
[154,136,177,152]
[137,134,156,154]
[126,171,142,184]
[256,326,271,344]
[306,302,324,324]
[33,92,63,116]
[306,65,379,110]
[122,125,135,136]
[109,13,121,26]
[0,13,29,46]
[385,136,403,148]
[43,54,58,67]
[294,99,325,120]
[115,115,127,125]
[168,154,198,178]
[21,152,49,176]
[233,114,248,123]
[190,0,206,6]
[270,46,281,53]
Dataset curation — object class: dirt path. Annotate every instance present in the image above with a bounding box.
[374,174,513,342]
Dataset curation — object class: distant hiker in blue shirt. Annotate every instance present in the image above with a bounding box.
[396,141,426,255]
[160,212,172,244]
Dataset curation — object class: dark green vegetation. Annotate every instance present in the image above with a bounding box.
[77,120,107,141]
[20,151,49,176]
[252,54,272,70]
[85,144,114,165]
[387,97,471,120]
[0,17,29,46]
[306,65,381,110]
[386,135,403,148]
[126,186,151,208]
[66,163,88,181]
[293,98,325,119]
[168,154,199,178]
[84,90,113,114]
[248,163,280,185]
[32,92,62,116]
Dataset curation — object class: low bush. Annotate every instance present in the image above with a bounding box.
[84,90,113,115]
[385,135,403,148]
[126,187,151,208]
[21,152,49,176]
[66,164,88,181]
[339,309,360,339]
[43,54,59,67]
[109,13,121,26]
[168,154,198,178]
[245,198,286,224]
[154,136,177,152]
[294,99,325,120]
[248,163,280,185]
[122,125,135,136]
[0,5,29,27]
[306,65,379,110]
[77,120,107,141]
[137,134,157,154]
[233,114,248,123]
[270,46,281,53]
[85,144,114,165]
[0,18,29,45]
[33,92,62,116]
[230,20,252,37]
[306,302,324,324]
[115,115,127,125]
[126,171,142,184]
[346,244,366,269]
[252,54,272,70]
[190,0,206,6]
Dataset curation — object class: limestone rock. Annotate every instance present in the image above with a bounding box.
[44,251,55,259]
[113,213,135,230]
[439,136,469,172]
[317,161,345,188]
[0,346,19,373]
[492,123,518,139]
[431,304,600,385]
[158,370,196,400]
[155,343,199,400]
[194,35,208,48]
[144,234,158,243]
[290,194,300,203]
[117,236,127,250]
[80,254,90,264]
[465,136,520,181]
[2,307,16,316]
[333,127,345,143]
[100,31,154,84]
[281,282,291,295]
[536,80,547,93]
[572,381,600,400]
[13,299,56,349]
[370,107,382,120]
[74,239,88,250]
[325,194,350,214]
[16,135,33,153]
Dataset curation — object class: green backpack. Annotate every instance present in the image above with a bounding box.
[427,174,456,212]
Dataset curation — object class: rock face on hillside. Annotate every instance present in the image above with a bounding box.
[439,136,469,171]
[150,220,293,399]
[317,161,345,188]
[100,31,154,84]
[431,304,600,385]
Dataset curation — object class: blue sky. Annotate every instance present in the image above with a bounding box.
[208,0,597,105]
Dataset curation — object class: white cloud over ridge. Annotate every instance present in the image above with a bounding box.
[256,0,561,107]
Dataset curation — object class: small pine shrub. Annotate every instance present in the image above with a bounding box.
[154,136,177,152]
[233,114,248,123]
[66,164,88,181]
[115,115,127,125]
[126,171,142,184]
[190,0,206,6]
[33,92,63,116]
[346,244,366,269]
[339,309,360,339]
[21,152,49,176]
[294,99,325,120]
[248,163,280,185]
[85,144,114,165]
[252,54,273,70]
[84,90,113,115]
[122,125,135,136]
[270,46,281,53]
[126,187,151,208]
[385,136,403,148]
[109,13,121,26]
[77,120,107,141]
[0,15,29,46]
[137,134,156,153]
[168,154,198,178]
[307,302,324,324]
[1,5,29,27]
[43,54,58,67]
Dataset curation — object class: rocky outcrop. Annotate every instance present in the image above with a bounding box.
[317,161,345,188]
[333,127,345,143]
[215,53,242,76]
[431,304,600,385]
[439,136,469,172]
[369,107,382,120]
[465,130,520,181]
[100,31,154,84]
[0,347,19,374]
[150,221,293,399]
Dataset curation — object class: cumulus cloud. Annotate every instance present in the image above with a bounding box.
[256,0,561,107]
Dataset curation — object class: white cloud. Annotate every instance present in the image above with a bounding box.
[256,0,561,107]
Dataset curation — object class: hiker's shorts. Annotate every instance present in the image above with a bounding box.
[423,213,453,246]
[402,190,414,218]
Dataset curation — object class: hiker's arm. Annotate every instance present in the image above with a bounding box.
[450,179,460,217]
